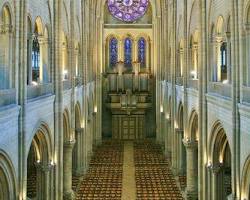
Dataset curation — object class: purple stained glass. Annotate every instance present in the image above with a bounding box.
[107,0,149,22]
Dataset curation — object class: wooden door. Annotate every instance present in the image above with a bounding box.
[122,117,136,140]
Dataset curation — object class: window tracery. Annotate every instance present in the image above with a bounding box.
[138,37,146,68]
[109,37,118,68]
[32,35,40,82]
[107,0,149,22]
[124,38,132,68]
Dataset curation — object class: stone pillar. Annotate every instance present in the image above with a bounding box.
[35,162,55,200]
[171,127,178,175]
[165,118,171,156]
[226,32,231,83]
[208,164,223,200]
[160,112,165,146]
[63,140,76,199]
[92,112,97,147]
[183,139,198,200]
[176,129,185,174]
[74,128,84,176]
[146,39,150,69]
[38,36,45,83]
[133,39,137,63]
[118,39,123,61]
[27,33,33,85]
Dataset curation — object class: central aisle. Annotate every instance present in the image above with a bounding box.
[76,140,183,200]
[121,141,136,200]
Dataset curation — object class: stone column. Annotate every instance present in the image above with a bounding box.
[63,140,76,199]
[35,162,55,200]
[118,39,123,61]
[208,164,223,200]
[38,36,45,83]
[176,129,185,174]
[183,139,198,200]
[192,44,198,79]
[27,33,33,84]
[170,0,177,173]
[160,112,165,146]
[146,39,150,69]
[165,118,171,156]
[92,112,97,147]
[133,39,137,63]
[74,128,84,176]
[226,32,231,83]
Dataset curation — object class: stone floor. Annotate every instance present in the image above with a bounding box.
[75,139,183,200]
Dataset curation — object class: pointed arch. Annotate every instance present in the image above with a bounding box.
[63,108,71,140]
[177,102,184,130]
[188,110,198,141]
[0,150,17,200]
[208,121,231,165]
[241,155,250,200]
[34,16,44,35]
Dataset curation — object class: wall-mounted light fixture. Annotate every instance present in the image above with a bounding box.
[190,70,197,79]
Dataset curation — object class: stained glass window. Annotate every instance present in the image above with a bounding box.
[220,42,227,81]
[109,37,118,68]
[138,37,146,68]
[32,36,40,81]
[107,0,149,22]
[124,38,132,68]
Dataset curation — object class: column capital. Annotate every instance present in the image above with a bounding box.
[35,162,55,172]
[182,139,198,149]
[0,24,12,34]
[37,35,46,44]
[75,127,84,134]
[175,128,184,134]
[245,23,250,33]
[64,139,76,148]
[27,33,33,40]
[165,116,171,123]
[207,163,223,174]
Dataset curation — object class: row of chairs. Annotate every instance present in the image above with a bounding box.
[76,140,124,199]
[178,175,187,191]
[134,140,184,200]
[27,169,37,198]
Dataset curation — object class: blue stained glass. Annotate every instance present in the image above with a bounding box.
[138,37,146,68]
[109,37,118,68]
[124,38,132,68]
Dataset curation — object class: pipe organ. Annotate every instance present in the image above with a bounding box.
[104,63,152,140]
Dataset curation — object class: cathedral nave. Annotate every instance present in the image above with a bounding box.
[0,0,250,200]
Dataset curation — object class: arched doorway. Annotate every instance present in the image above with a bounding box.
[26,124,53,199]
[0,151,17,200]
[63,109,76,198]
[183,110,198,200]
[208,122,232,200]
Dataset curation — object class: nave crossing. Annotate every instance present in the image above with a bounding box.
[74,140,183,200]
